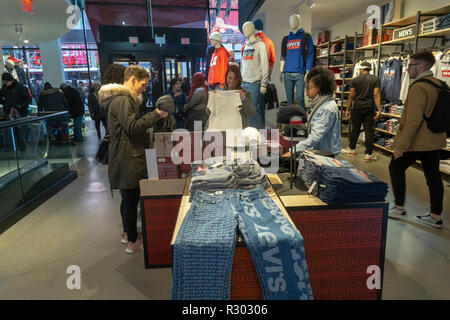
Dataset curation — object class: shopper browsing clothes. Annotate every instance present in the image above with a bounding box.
[0,72,32,119]
[388,51,446,229]
[222,65,256,128]
[165,78,187,129]
[98,65,171,253]
[342,61,382,162]
[88,82,107,139]
[60,83,85,142]
[293,66,342,156]
[184,72,210,132]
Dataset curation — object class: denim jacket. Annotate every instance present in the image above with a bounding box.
[296,99,342,155]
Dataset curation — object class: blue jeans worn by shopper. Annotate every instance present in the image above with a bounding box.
[242,81,263,129]
[172,187,313,300]
[73,116,83,141]
[284,73,305,108]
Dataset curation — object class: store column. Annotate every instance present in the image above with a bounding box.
[39,39,64,87]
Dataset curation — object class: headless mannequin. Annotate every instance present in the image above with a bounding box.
[255,28,273,80]
[280,14,309,83]
[243,22,266,95]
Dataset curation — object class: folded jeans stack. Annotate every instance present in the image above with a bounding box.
[421,14,450,33]
[297,152,355,188]
[316,167,388,204]
[172,187,314,300]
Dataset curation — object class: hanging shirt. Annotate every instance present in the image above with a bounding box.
[434,50,450,87]
[242,32,276,69]
[380,58,402,102]
[283,28,314,74]
[399,58,410,103]
[208,47,230,88]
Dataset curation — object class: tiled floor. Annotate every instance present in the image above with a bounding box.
[0,123,449,299]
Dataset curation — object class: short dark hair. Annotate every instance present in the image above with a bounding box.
[410,50,436,69]
[306,66,337,96]
[102,63,126,85]
[124,65,150,82]
[225,65,243,90]
[170,78,181,90]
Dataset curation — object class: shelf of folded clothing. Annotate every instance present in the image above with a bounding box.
[330,50,354,56]
[383,4,450,28]
[374,143,393,153]
[329,64,354,68]
[335,91,350,94]
[317,54,328,59]
[356,44,379,50]
[381,113,402,119]
[318,42,330,48]
[330,36,355,43]
[375,128,397,136]
[381,35,416,46]
[419,27,450,38]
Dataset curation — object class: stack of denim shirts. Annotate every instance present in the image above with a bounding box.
[297,151,355,187]
[381,102,404,116]
[189,161,270,200]
[421,14,450,34]
[172,187,314,300]
[316,167,389,204]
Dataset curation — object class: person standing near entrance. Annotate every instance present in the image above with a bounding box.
[388,51,446,229]
[60,83,85,142]
[165,78,187,129]
[342,62,381,162]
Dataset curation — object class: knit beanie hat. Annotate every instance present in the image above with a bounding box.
[254,19,264,31]
[2,72,14,82]
[156,95,175,113]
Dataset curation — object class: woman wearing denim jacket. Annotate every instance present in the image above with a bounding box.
[295,66,342,156]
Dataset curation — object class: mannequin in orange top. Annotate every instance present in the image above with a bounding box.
[241,19,275,81]
[208,32,230,90]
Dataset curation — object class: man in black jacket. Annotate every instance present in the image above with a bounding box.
[0,72,32,118]
[38,82,69,113]
[61,83,85,142]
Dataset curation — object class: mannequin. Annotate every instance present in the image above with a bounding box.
[207,31,230,90]
[280,14,314,109]
[4,57,19,82]
[241,21,269,129]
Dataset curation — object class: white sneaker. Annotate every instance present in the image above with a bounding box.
[365,154,377,162]
[341,148,356,155]
[121,233,127,245]
[388,207,406,218]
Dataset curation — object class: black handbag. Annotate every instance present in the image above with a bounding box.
[95,135,110,165]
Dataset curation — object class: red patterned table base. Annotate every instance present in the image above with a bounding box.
[143,197,182,267]
[229,207,384,300]
[289,207,384,300]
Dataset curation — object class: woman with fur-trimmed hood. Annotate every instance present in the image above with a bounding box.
[98,65,171,254]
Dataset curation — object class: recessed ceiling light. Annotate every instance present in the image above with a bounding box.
[122,21,126,25]
[24,40,29,43]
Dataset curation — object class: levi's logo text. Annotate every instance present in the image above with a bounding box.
[442,69,450,78]
[243,48,255,61]
[287,39,301,50]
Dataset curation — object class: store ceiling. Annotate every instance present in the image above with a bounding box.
[259,0,387,31]
[0,0,74,47]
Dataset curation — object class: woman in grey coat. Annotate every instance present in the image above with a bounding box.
[184,72,210,131]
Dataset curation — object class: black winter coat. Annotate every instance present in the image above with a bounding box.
[98,84,162,190]
[38,88,69,113]
[62,86,85,118]
[0,80,32,117]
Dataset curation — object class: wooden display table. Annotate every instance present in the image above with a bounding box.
[141,174,388,300]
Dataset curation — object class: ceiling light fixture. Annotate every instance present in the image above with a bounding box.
[122,21,126,25]
[24,40,29,43]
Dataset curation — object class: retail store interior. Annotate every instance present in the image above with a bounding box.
[0,0,449,300]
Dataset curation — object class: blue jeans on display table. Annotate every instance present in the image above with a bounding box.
[171,187,314,300]
[284,73,305,108]
[242,81,263,129]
